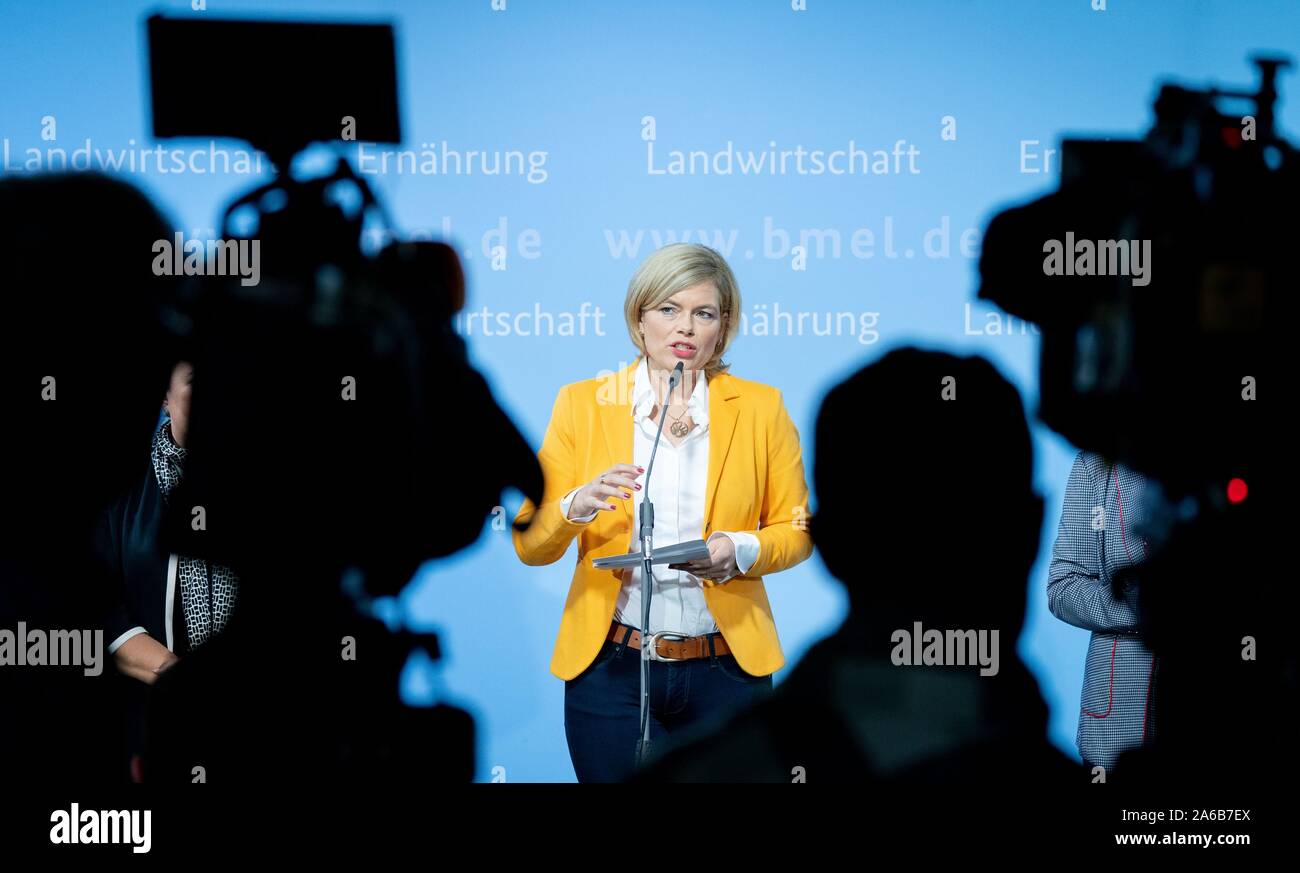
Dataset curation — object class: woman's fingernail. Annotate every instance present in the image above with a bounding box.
[608,504,616,510]
[623,492,631,498]
[635,484,641,490]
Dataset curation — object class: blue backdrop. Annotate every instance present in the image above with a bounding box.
[3,0,1293,781]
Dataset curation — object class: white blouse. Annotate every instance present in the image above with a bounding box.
[560,358,760,636]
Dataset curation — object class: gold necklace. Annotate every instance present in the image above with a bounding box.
[665,405,691,438]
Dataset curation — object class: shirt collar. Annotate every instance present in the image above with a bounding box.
[631,356,708,427]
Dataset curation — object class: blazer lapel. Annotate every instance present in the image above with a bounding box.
[597,359,639,525]
[704,371,739,530]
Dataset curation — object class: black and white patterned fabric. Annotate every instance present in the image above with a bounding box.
[151,419,240,650]
[1048,450,1156,772]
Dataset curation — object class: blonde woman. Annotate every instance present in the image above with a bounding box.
[513,243,814,782]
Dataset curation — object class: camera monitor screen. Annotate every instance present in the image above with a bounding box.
[147,14,402,152]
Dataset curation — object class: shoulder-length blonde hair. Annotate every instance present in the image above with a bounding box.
[623,243,742,379]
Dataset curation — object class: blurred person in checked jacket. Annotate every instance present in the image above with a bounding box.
[1048,450,1156,776]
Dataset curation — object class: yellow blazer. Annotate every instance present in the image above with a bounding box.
[513,356,813,680]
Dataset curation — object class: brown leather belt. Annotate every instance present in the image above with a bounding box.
[607,621,730,662]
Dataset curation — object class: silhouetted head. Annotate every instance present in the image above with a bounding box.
[811,348,1043,639]
[0,173,176,545]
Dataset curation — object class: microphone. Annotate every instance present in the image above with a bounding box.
[635,358,682,764]
[639,360,682,539]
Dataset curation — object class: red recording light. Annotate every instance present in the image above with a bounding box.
[1226,478,1248,504]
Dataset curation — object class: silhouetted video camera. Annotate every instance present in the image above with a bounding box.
[978,57,1286,496]
[140,14,543,785]
[146,12,540,589]
[978,57,1291,782]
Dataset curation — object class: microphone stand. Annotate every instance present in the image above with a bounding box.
[634,359,683,766]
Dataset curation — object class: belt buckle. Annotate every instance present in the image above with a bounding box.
[644,630,690,662]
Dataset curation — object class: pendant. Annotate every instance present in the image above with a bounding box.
[671,420,690,438]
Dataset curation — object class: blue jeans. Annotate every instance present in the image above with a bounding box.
[564,633,774,782]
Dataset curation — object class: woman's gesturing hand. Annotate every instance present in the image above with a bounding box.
[567,463,644,519]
